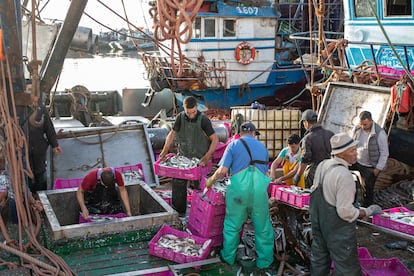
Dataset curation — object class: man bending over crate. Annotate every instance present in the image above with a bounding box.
[77,167,132,220]
[159,96,218,215]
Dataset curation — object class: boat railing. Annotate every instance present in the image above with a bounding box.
[290,30,414,83]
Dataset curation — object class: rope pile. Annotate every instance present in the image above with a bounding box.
[374,158,413,191]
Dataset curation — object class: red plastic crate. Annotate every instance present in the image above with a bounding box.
[154,154,212,180]
[372,207,414,236]
[271,185,310,208]
[360,258,413,276]
[149,224,212,264]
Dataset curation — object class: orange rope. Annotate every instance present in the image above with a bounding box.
[151,0,203,77]
[0,28,75,276]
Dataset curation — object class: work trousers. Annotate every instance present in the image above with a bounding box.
[350,163,376,207]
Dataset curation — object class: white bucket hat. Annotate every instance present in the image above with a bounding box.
[330,132,358,155]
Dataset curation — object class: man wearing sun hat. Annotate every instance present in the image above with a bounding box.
[310,132,381,275]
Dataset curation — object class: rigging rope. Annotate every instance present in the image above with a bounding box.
[0,3,75,273]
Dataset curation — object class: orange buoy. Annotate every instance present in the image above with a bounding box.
[235,41,255,65]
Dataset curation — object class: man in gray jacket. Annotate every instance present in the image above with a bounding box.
[351,111,389,207]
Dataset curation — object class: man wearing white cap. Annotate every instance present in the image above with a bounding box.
[310,132,381,275]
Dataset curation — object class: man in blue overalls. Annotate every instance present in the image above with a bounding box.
[206,122,274,271]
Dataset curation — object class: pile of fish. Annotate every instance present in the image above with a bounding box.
[121,170,145,184]
[156,234,211,256]
[374,179,414,209]
[279,186,311,195]
[211,178,229,195]
[160,155,200,169]
[381,209,414,226]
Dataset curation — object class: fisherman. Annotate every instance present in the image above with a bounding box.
[77,167,132,220]
[351,111,389,207]
[293,109,334,188]
[27,93,63,193]
[310,132,381,275]
[206,122,274,273]
[159,96,218,215]
[269,133,304,188]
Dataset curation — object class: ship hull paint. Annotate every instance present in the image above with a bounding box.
[175,70,305,109]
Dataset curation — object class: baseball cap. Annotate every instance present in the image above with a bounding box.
[301,109,318,122]
[240,122,260,136]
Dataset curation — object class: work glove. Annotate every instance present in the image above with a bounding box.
[293,174,300,186]
[363,204,382,216]
[206,177,214,189]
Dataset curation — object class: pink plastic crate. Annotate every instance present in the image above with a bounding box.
[143,272,173,276]
[358,247,372,259]
[372,207,414,236]
[154,154,212,180]
[154,189,193,206]
[53,163,144,190]
[79,213,127,223]
[271,185,310,208]
[188,191,226,237]
[188,210,225,237]
[53,178,83,189]
[212,141,230,162]
[199,178,226,205]
[149,224,212,264]
[188,225,223,247]
[117,163,145,182]
[360,258,413,276]
[331,247,373,271]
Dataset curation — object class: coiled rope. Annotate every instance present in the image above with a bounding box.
[150,0,204,77]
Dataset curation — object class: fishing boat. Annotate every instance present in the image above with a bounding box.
[290,0,414,166]
[140,0,343,109]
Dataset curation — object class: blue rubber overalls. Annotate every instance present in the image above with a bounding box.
[220,139,274,268]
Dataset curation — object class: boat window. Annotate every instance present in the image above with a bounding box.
[354,0,376,17]
[223,19,236,37]
[194,18,201,38]
[204,19,216,37]
[385,0,412,16]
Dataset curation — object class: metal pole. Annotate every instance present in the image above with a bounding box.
[39,0,88,96]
